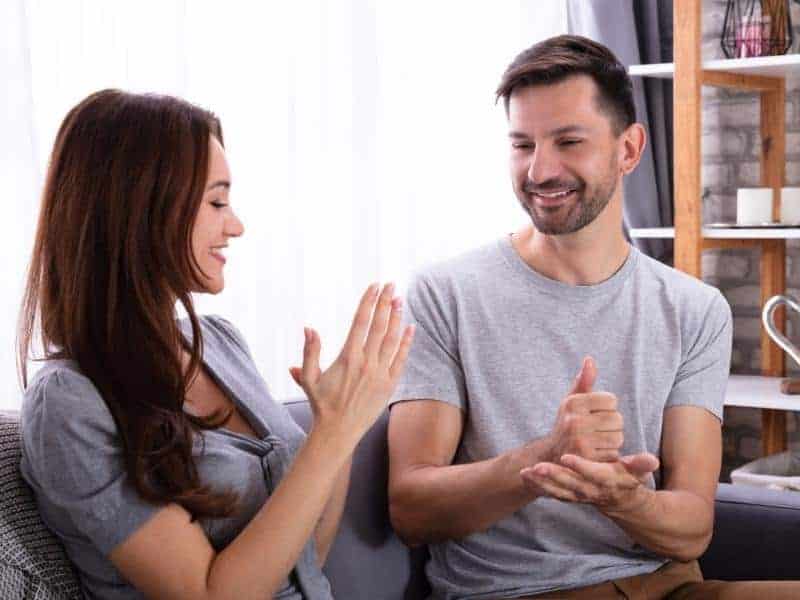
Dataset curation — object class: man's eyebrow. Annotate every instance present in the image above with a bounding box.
[206,180,231,192]
[508,125,588,139]
[548,125,588,137]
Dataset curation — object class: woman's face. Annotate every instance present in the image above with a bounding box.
[191,136,244,294]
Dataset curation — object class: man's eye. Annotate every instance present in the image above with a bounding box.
[512,143,533,150]
[560,139,581,146]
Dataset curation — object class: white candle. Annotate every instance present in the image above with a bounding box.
[737,187,773,225]
[781,187,800,224]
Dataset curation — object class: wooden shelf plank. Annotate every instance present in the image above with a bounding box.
[629,227,800,239]
[630,54,800,79]
[726,375,800,411]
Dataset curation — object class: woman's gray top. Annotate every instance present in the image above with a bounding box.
[19,315,333,599]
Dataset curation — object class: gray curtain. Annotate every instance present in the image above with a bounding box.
[567,0,674,263]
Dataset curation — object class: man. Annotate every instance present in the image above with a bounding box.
[387,35,797,599]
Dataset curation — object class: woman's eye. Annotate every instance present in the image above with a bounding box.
[211,201,227,208]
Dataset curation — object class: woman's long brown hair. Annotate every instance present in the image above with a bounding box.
[18,89,236,518]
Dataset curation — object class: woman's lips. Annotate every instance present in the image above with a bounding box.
[210,248,227,264]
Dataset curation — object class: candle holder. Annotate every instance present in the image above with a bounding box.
[721,0,793,58]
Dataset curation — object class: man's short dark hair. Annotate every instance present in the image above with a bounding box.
[496,35,636,136]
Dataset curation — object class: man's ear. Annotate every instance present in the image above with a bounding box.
[618,123,646,176]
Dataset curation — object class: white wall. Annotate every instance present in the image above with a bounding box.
[2,0,567,407]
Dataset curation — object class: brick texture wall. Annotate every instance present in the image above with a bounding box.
[699,0,800,479]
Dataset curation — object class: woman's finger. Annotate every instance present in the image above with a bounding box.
[289,366,303,389]
[378,296,403,365]
[389,325,415,380]
[301,327,322,387]
[363,283,395,360]
[341,283,379,355]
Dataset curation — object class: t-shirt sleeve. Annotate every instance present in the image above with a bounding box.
[21,368,164,556]
[390,273,468,411]
[664,290,733,421]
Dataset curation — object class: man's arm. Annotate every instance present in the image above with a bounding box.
[521,405,720,562]
[387,399,542,546]
[605,405,720,560]
[388,357,621,546]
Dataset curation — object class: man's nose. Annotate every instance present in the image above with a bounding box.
[528,146,562,185]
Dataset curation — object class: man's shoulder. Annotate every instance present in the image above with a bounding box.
[635,249,722,300]
[634,250,730,321]
[410,237,506,292]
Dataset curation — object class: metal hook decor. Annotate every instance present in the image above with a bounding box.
[763,294,800,368]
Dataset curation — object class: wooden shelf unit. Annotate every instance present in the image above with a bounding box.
[629,1,792,455]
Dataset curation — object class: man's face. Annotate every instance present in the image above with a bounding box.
[508,75,623,236]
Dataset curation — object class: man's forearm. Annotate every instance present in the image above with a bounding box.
[603,487,714,562]
[389,439,549,545]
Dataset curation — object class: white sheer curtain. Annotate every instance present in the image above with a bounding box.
[2,0,567,408]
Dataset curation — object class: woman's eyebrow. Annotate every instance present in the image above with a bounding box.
[206,180,231,191]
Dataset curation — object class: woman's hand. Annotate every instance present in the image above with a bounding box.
[289,283,415,446]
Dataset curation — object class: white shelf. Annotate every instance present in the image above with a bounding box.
[629,54,800,79]
[629,227,800,239]
[629,227,675,239]
[726,374,800,411]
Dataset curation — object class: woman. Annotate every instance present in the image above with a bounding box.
[17,89,414,599]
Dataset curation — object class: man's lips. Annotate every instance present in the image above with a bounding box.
[528,189,579,208]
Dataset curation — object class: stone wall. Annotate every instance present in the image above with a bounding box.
[699,0,800,479]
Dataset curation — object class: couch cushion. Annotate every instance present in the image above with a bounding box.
[700,482,800,581]
[285,399,430,600]
[0,412,82,600]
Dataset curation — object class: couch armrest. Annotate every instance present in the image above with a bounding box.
[700,482,800,580]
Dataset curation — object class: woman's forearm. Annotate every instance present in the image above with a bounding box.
[314,458,352,565]
[206,428,356,600]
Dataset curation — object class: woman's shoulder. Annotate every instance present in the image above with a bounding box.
[21,360,115,443]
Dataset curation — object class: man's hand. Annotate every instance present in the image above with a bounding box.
[519,452,660,515]
[540,357,624,463]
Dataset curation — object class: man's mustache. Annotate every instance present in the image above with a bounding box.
[523,180,583,194]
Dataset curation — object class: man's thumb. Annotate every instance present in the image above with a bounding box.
[569,356,596,394]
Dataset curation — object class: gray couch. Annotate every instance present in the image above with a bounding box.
[2,400,800,599]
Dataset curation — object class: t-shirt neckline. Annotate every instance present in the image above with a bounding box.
[497,233,639,299]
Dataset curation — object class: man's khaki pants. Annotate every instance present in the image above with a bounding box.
[521,560,800,599]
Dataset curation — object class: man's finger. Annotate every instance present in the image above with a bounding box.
[565,391,618,415]
[568,356,597,395]
[520,466,582,503]
[620,453,660,477]
[522,463,602,502]
[558,454,637,488]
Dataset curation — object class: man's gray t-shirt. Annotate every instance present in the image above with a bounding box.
[390,236,733,600]
[20,315,332,600]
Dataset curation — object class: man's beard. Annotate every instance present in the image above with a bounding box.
[519,158,619,235]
